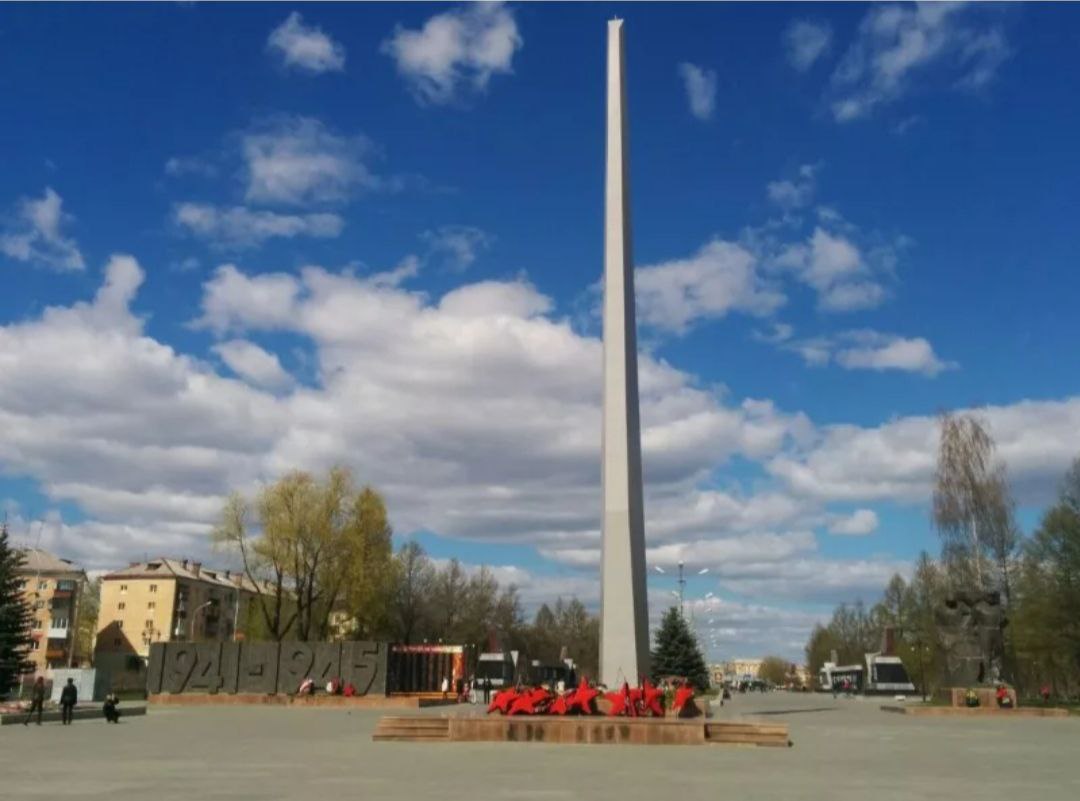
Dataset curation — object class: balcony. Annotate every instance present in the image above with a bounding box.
[47,626,69,639]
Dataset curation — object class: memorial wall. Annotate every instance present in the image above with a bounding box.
[147,641,388,696]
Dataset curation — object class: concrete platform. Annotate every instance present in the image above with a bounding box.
[3,692,1079,801]
[373,714,790,747]
[149,693,456,709]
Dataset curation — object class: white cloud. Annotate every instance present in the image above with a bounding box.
[833,331,954,376]
[242,116,381,206]
[636,239,785,334]
[1,187,85,271]
[766,163,818,209]
[164,156,217,178]
[752,322,794,345]
[0,259,812,572]
[212,340,294,390]
[830,4,1011,122]
[174,203,343,250]
[421,225,491,271]
[381,2,522,105]
[772,227,888,312]
[827,508,878,536]
[769,398,1080,508]
[4,255,1080,651]
[784,20,833,72]
[267,12,346,74]
[783,329,953,377]
[193,264,303,335]
[678,63,717,120]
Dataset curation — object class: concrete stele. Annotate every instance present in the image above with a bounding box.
[599,18,650,688]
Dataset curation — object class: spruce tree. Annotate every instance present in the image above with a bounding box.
[0,524,34,698]
[651,606,710,690]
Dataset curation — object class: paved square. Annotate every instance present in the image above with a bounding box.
[2,693,1077,800]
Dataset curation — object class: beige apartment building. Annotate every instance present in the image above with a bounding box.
[15,549,88,675]
[95,557,258,669]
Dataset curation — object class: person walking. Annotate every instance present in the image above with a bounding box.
[22,676,46,726]
[59,678,78,725]
[441,675,449,700]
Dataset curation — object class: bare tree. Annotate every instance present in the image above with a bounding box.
[390,541,435,644]
[933,412,1016,594]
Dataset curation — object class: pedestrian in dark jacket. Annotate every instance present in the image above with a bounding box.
[60,678,78,725]
[23,676,46,726]
[103,693,121,723]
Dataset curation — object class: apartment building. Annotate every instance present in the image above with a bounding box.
[15,549,87,675]
[94,557,258,667]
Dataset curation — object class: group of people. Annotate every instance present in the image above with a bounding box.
[295,676,363,697]
[21,676,122,726]
[441,675,496,704]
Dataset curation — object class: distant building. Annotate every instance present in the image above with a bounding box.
[15,549,88,675]
[94,557,258,671]
[708,663,727,686]
[724,658,764,681]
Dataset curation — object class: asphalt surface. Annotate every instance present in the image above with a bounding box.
[1,692,1077,800]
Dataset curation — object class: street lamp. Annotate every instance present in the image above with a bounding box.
[651,562,714,619]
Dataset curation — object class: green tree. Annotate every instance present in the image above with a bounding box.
[214,466,394,641]
[757,655,790,686]
[1013,468,1080,695]
[805,622,840,680]
[0,524,34,697]
[651,606,709,690]
[75,576,100,666]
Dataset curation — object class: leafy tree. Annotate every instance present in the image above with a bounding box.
[1013,466,1080,695]
[520,598,599,679]
[757,655,789,686]
[75,577,100,666]
[651,606,709,690]
[214,466,393,641]
[0,524,34,697]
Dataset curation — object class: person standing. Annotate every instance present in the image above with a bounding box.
[22,676,46,726]
[60,678,78,725]
[440,675,449,700]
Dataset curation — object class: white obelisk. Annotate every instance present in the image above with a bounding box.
[599,18,650,688]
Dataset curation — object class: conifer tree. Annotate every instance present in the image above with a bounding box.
[0,523,34,698]
[651,606,710,690]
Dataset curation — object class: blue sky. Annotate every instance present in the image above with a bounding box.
[2,2,1079,660]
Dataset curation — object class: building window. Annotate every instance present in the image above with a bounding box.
[117,620,124,630]
[31,640,40,651]
[51,617,68,630]
[149,584,157,593]
[118,602,126,610]
[147,601,156,610]
[38,580,48,590]
[33,617,43,630]
[145,619,153,629]
[120,584,128,593]
[113,638,122,647]
[34,600,44,610]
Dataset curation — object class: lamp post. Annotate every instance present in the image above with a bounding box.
[653,563,710,618]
